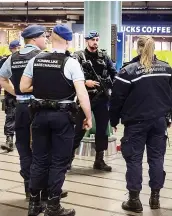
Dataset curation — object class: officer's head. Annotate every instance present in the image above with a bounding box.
[21,25,47,50]
[137,36,155,71]
[50,24,73,49]
[9,40,21,54]
[85,31,99,52]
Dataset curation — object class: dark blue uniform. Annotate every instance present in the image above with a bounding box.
[71,48,116,171]
[0,57,16,152]
[11,48,41,198]
[3,92,16,137]
[25,50,79,216]
[0,57,16,138]
[110,56,172,192]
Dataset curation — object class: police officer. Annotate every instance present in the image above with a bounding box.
[0,40,21,152]
[20,24,92,216]
[69,30,116,171]
[8,40,21,53]
[109,35,172,213]
[0,25,47,200]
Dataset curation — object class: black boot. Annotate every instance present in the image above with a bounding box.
[122,191,143,213]
[41,189,68,212]
[28,193,42,216]
[41,189,49,212]
[67,151,75,171]
[93,151,112,172]
[41,189,68,201]
[44,196,75,216]
[149,189,160,209]
[1,135,13,152]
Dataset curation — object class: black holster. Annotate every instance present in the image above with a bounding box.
[28,100,40,122]
[67,103,78,124]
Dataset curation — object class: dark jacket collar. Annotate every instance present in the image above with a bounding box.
[131,54,157,63]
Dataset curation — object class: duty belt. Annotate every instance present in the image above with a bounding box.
[30,100,78,112]
[17,99,30,104]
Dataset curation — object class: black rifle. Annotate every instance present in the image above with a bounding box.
[82,59,113,99]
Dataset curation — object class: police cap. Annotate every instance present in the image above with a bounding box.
[21,25,46,39]
[85,30,99,40]
[53,24,73,41]
[9,40,21,49]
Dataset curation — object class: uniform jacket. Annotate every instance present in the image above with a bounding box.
[110,55,172,127]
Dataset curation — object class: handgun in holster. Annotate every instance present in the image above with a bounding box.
[67,102,79,125]
[28,100,40,121]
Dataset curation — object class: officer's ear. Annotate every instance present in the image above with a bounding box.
[66,40,71,49]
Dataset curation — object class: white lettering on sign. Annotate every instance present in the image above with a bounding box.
[122,25,172,34]
[142,27,146,33]
[167,27,171,33]
[152,27,156,33]
[162,27,166,33]
[136,26,140,32]
[157,27,161,33]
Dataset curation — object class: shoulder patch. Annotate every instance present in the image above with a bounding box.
[123,62,140,75]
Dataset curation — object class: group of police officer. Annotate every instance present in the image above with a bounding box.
[0,22,171,216]
[0,24,116,216]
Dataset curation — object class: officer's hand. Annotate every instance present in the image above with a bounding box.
[85,80,100,88]
[83,118,92,130]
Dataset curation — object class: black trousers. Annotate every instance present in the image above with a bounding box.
[15,103,32,192]
[121,117,167,191]
[73,96,109,152]
[30,110,74,197]
[4,95,16,136]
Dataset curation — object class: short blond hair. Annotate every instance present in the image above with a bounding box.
[24,38,32,44]
[137,36,155,73]
[51,31,65,44]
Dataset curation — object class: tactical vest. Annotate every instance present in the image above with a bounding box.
[32,52,75,100]
[76,49,107,81]
[11,49,41,95]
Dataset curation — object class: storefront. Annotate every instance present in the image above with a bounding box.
[0,29,22,56]
[123,25,172,65]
